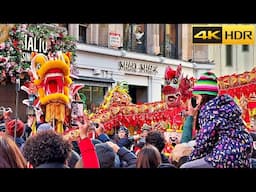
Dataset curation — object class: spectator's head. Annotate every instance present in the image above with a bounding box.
[37,123,53,133]
[141,123,151,137]
[192,72,219,130]
[6,119,25,138]
[22,130,72,168]
[192,71,219,96]
[39,114,45,123]
[136,144,161,168]
[192,72,219,108]
[95,143,115,168]
[0,133,27,168]
[145,131,165,153]
[192,72,219,106]
[142,123,151,131]
[118,125,129,138]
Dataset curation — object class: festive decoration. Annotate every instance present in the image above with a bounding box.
[28,51,72,133]
[0,24,77,85]
[217,66,256,131]
[3,24,79,135]
[83,65,256,139]
[85,65,193,137]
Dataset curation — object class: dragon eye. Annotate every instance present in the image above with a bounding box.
[36,63,41,70]
[172,77,178,84]
[165,80,171,85]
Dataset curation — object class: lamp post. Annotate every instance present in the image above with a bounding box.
[14,74,20,141]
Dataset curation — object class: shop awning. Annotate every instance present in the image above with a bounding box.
[74,76,115,87]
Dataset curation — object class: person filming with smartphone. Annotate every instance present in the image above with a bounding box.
[180,71,253,168]
[92,122,112,143]
[70,101,84,127]
[180,94,203,143]
[181,72,231,143]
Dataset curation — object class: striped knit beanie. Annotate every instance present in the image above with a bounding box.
[192,71,219,96]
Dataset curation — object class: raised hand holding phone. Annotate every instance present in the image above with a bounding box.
[94,122,104,136]
[77,116,90,140]
[191,97,198,108]
[187,96,201,116]
[70,101,84,127]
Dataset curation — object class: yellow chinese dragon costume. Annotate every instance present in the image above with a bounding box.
[30,51,72,134]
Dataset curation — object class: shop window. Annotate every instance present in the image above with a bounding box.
[78,85,108,113]
[123,24,146,53]
[128,85,148,104]
[159,24,178,59]
[79,24,88,44]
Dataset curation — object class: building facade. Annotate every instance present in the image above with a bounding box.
[209,44,256,76]
[0,24,214,119]
[66,24,214,113]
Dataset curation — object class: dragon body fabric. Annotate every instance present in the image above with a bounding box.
[88,64,193,135]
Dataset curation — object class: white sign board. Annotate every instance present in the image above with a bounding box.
[109,32,121,48]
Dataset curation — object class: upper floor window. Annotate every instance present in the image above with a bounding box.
[79,24,88,44]
[159,24,178,59]
[242,45,249,52]
[98,24,109,47]
[123,24,146,53]
[226,45,232,66]
[59,24,68,31]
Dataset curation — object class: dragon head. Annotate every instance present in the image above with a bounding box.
[31,51,72,105]
[162,64,182,107]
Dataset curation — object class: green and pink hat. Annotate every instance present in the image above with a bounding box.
[192,71,219,96]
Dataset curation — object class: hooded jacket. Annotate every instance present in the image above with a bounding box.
[189,94,253,168]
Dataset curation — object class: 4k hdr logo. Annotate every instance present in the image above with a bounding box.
[192,25,255,44]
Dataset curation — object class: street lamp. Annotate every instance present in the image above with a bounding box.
[14,73,20,141]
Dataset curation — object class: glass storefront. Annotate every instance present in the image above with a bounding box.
[128,85,148,104]
[78,85,108,113]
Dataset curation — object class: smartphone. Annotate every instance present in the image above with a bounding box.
[90,122,99,129]
[191,97,198,108]
[28,94,35,105]
[26,106,35,116]
[70,101,84,126]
